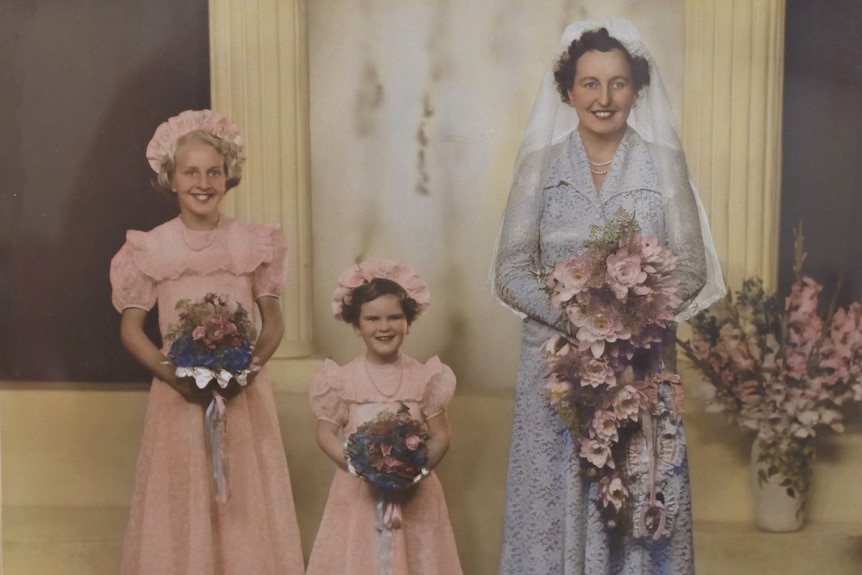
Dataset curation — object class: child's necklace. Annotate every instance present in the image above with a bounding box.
[364,357,404,399]
[180,215,221,251]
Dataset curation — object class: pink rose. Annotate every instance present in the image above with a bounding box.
[605,249,647,300]
[550,256,592,307]
[590,410,619,443]
[599,475,629,510]
[575,310,632,358]
[612,385,641,421]
[579,437,614,469]
[581,358,616,388]
[405,435,422,451]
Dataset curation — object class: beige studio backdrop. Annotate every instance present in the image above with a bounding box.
[206,0,796,570]
[215,0,783,387]
[7,1,862,575]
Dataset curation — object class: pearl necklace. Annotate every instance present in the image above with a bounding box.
[364,357,404,399]
[588,157,611,176]
[180,215,221,251]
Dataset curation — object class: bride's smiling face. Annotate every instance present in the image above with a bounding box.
[567,48,636,141]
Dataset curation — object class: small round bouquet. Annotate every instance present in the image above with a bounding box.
[165,292,259,390]
[164,292,258,504]
[345,403,430,494]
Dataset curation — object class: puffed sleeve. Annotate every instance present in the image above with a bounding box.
[252,226,288,300]
[109,233,157,313]
[309,359,349,426]
[420,356,456,419]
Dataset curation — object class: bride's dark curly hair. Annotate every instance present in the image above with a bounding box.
[340,278,422,326]
[554,27,651,104]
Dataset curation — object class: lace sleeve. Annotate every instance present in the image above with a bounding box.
[493,150,566,329]
[658,148,707,312]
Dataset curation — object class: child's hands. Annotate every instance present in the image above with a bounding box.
[167,376,214,406]
[219,378,248,401]
[219,356,261,401]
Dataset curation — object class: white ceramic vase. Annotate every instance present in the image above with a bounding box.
[749,438,809,532]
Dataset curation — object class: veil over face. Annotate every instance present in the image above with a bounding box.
[492,17,725,321]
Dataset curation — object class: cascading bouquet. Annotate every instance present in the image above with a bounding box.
[539,208,683,534]
[164,292,259,504]
[678,226,862,499]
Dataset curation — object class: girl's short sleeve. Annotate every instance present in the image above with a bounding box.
[309,359,349,426]
[420,356,456,419]
[110,237,157,312]
[252,226,288,300]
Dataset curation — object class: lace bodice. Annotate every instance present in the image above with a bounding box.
[494,128,706,330]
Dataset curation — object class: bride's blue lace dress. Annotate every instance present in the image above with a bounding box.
[495,128,704,575]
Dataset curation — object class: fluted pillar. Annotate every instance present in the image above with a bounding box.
[210,0,311,357]
[683,0,786,290]
[209,0,317,387]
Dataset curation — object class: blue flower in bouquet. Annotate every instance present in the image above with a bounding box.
[165,293,257,377]
[345,404,429,493]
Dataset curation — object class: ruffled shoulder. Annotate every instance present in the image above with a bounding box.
[251,224,288,299]
[110,234,157,312]
[309,359,349,425]
[418,355,456,418]
[125,217,286,282]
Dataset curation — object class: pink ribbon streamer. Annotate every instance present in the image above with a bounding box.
[205,393,230,505]
[374,494,403,575]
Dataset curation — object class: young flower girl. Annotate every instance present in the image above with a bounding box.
[307,260,463,575]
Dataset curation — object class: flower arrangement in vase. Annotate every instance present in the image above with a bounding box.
[678,225,862,528]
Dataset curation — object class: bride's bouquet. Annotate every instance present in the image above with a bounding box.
[539,209,683,535]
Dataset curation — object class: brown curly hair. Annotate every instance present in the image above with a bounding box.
[340,278,422,326]
[553,27,651,105]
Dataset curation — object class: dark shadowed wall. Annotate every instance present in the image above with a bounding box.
[0,0,209,382]
[780,1,862,304]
